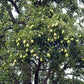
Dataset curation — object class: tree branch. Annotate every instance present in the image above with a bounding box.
[43,69,51,84]
[6,3,26,25]
[9,0,20,14]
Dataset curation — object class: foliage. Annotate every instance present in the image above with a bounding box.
[0,0,84,84]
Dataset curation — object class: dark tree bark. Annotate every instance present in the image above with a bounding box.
[35,70,39,84]
[9,0,20,13]
[34,61,42,84]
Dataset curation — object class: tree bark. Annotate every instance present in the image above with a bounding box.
[9,0,20,13]
[34,61,41,84]
[35,70,39,84]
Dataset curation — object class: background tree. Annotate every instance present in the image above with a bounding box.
[0,0,84,84]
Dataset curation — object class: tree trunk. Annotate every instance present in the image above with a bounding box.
[35,70,39,84]
[34,60,41,84]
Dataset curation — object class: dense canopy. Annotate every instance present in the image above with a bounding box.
[0,0,84,84]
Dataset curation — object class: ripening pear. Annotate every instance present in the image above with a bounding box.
[16,53,19,56]
[23,40,26,44]
[17,42,20,46]
[40,58,43,62]
[39,12,41,14]
[64,49,67,53]
[26,48,28,52]
[14,59,17,63]
[30,49,34,53]
[60,40,63,44]
[33,54,37,57]
[79,34,81,38]
[50,29,53,32]
[54,33,57,36]
[16,40,18,43]
[12,39,14,42]
[82,58,84,61]
[23,55,26,58]
[64,37,68,40]
[26,43,29,47]
[61,48,63,52]
[20,55,23,58]
[31,39,34,43]
[50,9,53,13]
[47,53,51,58]
[62,30,64,34]
[47,38,50,41]
[18,38,21,41]
[10,54,12,57]
[65,53,68,58]
[67,40,70,44]
[54,37,57,40]
[51,24,54,27]
[70,38,74,41]
[38,34,41,37]
[55,23,58,26]
[7,50,10,53]
[76,39,79,42]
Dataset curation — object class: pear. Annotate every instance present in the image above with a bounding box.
[76,39,79,42]
[23,40,26,44]
[51,39,54,42]
[20,55,23,58]
[7,50,10,53]
[47,53,51,58]
[67,40,70,44]
[50,9,53,12]
[39,12,41,14]
[14,59,17,63]
[12,39,14,42]
[40,58,43,62]
[64,49,67,53]
[38,34,41,37]
[30,49,34,53]
[18,38,21,41]
[26,48,28,52]
[65,53,68,58]
[54,37,57,40]
[23,55,26,58]
[17,42,20,46]
[16,40,18,43]
[79,34,81,38]
[50,29,53,32]
[54,33,57,36]
[70,38,74,41]
[31,39,34,43]
[60,40,63,44]
[82,58,84,61]
[61,48,63,52]
[47,38,50,41]
[10,54,12,57]
[33,54,36,57]
[62,30,64,34]
[55,23,58,26]
[64,37,68,40]
[26,43,29,47]
[16,53,19,56]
